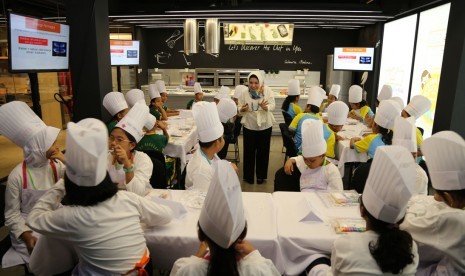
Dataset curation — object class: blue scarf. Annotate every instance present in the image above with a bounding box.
[248,88,261,100]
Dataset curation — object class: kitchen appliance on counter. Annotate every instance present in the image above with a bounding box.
[195,68,259,88]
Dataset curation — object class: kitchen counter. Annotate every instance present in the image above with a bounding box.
[141,85,311,135]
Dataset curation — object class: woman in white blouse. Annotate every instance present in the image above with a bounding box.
[238,71,275,184]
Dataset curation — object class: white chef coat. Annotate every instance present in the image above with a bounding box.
[414,164,428,196]
[26,180,173,275]
[185,149,219,192]
[309,231,419,276]
[400,199,465,275]
[291,156,343,191]
[169,250,281,276]
[107,150,153,196]
[238,86,276,131]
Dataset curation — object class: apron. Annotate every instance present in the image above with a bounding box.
[300,160,328,192]
[6,161,58,266]
[72,249,150,276]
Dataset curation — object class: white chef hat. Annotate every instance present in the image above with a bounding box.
[0,101,46,148]
[422,131,465,191]
[199,160,246,249]
[103,92,129,117]
[307,86,327,107]
[327,101,349,126]
[393,117,417,153]
[391,96,405,110]
[377,84,393,101]
[214,86,231,100]
[115,102,152,142]
[329,84,341,99]
[362,146,416,224]
[302,119,326,158]
[145,113,157,131]
[404,95,431,119]
[233,85,247,99]
[65,118,108,187]
[194,82,203,94]
[148,84,161,100]
[348,85,363,103]
[217,98,237,124]
[374,99,401,130]
[155,80,167,93]
[248,71,264,86]
[125,89,146,108]
[193,102,224,143]
[288,79,300,96]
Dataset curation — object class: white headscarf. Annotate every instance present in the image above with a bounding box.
[247,71,264,87]
[23,126,60,168]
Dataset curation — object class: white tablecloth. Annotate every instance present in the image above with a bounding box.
[144,190,285,274]
[161,116,198,171]
[273,192,361,275]
[336,123,369,177]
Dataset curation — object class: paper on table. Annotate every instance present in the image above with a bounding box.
[180,110,193,118]
[296,197,324,223]
[149,195,188,219]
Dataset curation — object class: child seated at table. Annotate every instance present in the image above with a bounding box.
[284,119,342,192]
[320,84,340,113]
[352,116,429,195]
[305,146,419,276]
[400,131,465,275]
[26,118,173,276]
[0,101,66,269]
[401,94,432,160]
[103,91,129,133]
[187,82,204,110]
[213,86,231,104]
[170,160,280,276]
[376,84,393,107]
[289,87,326,149]
[350,99,400,158]
[148,83,168,121]
[216,98,238,160]
[282,79,302,119]
[108,103,155,196]
[156,80,180,116]
[347,85,374,124]
[137,118,169,153]
[323,101,349,159]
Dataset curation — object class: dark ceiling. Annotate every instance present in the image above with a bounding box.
[2,0,443,29]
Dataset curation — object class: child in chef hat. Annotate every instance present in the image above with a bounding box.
[187,82,204,110]
[306,146,419,275]
[401,131,465,275]
[320,84,340,113]
[284,119,343,192]
[27,118,173,276]
[125,88,146,108]
[102,91,129,133]
[214,86,231,104]
[156,80,180,116]
[0,101,66,267]
[108,102,156,196]
[348,84,374,123]
[216,98,238,160]
[282,79,302,119]
[170,160,280,276]
[148,82,168,121]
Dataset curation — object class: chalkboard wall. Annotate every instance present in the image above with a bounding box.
[141,27,358,83]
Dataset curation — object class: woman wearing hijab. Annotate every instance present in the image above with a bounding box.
[26,118,173,275]
[238,71,275,184]
[0,101,66,268]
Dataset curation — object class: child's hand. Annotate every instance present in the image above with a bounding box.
[195,241,209,257]
[284,159,295,175]
[235,240,255,257]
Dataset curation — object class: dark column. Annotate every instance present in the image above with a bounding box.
[28,73,41,117]
[135,27,148,87]
[433,0,465,137]
[65,0,112,122]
